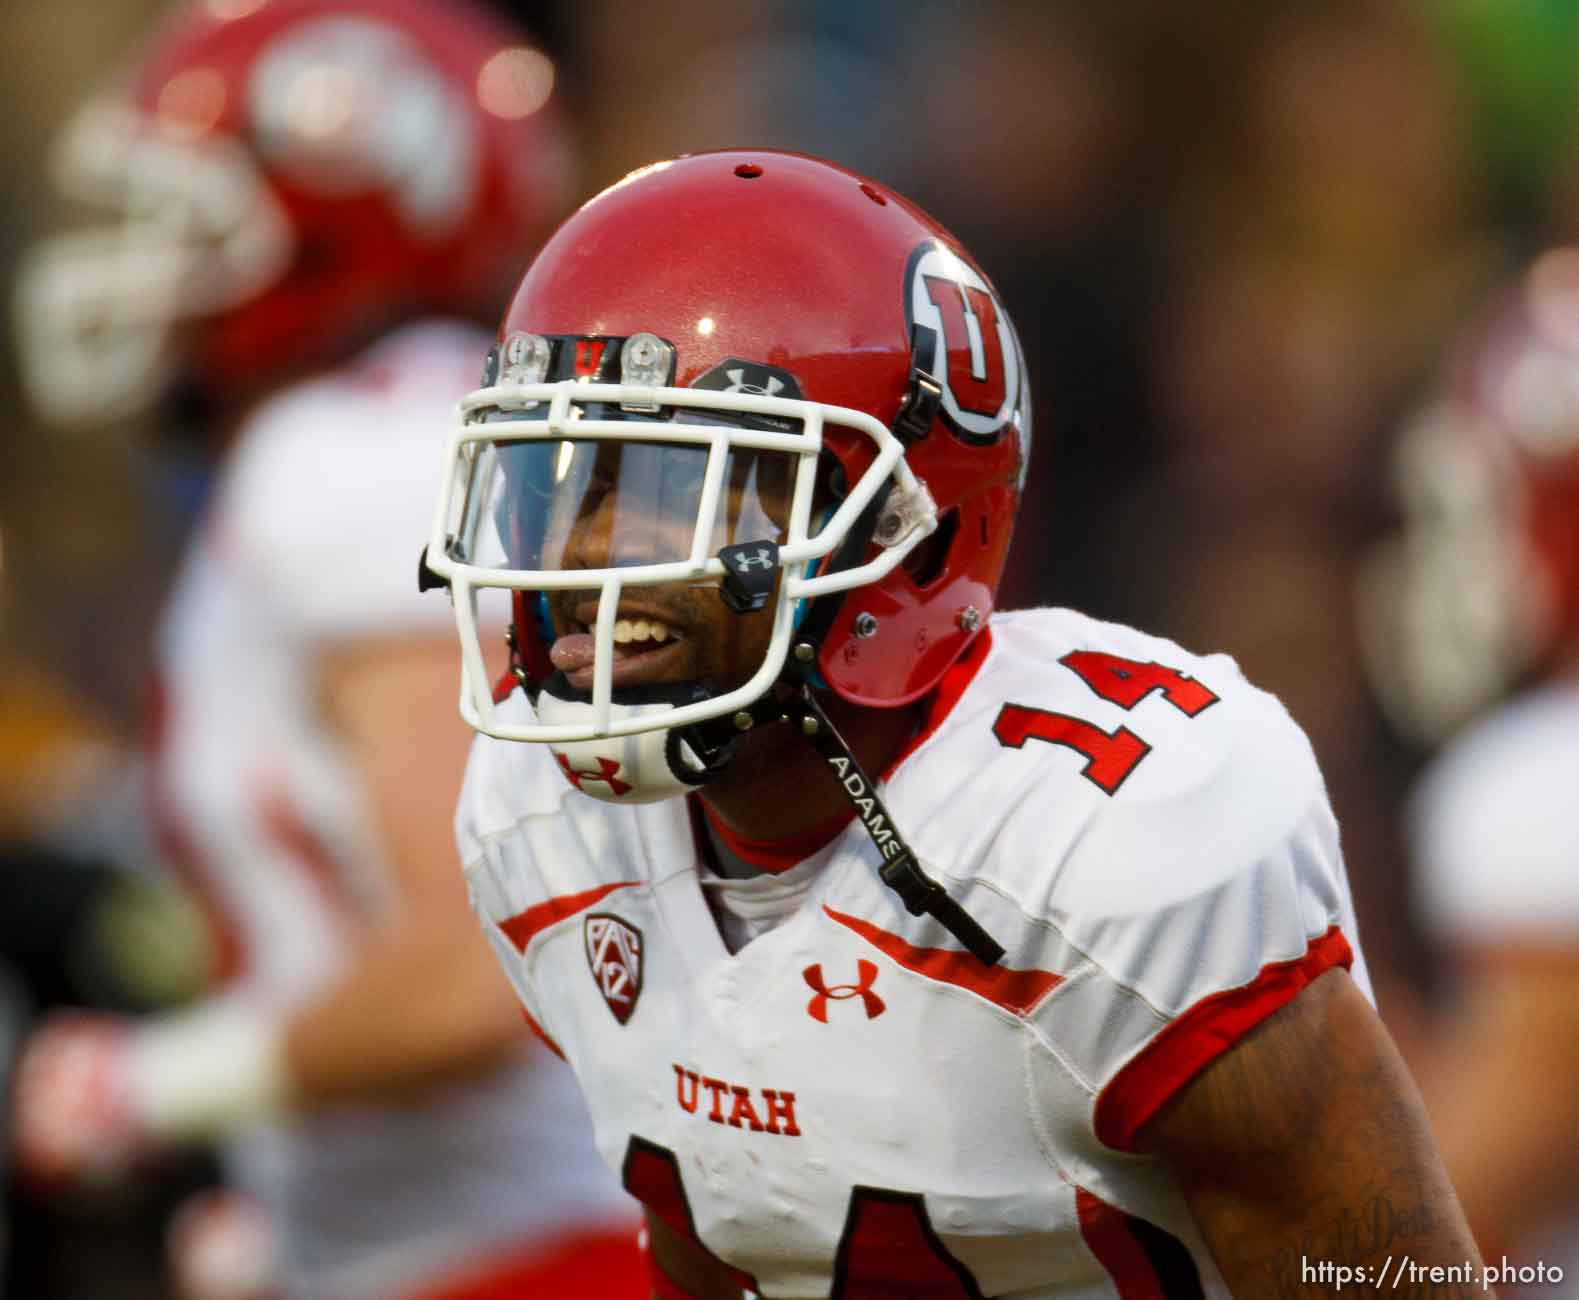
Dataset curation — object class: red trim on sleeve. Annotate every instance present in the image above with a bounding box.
[519,1007,564,1061]
[1094,924,1354,1152]
[824,905,1062,1014]
[1075,1188,1165,1298]
[497,881,639,954]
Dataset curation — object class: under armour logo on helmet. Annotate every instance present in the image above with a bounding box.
[554,753,633,797]
[733,547,775,572]
[803,960,886,1023]
[723,368,785,397]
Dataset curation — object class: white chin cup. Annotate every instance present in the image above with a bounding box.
[536,688,713,804]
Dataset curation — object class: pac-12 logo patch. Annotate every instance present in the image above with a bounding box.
[585,913,643,1024]
[905,241,1024,446]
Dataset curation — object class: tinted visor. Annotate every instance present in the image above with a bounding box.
[450,435,795,572]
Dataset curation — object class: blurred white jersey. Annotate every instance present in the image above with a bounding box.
[154,320,633,1300]
[459,607,1370,1298]
[1411,680,1579,1279]
[1412,682,1579,942]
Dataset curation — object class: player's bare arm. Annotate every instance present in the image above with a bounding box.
[1141,968,1486,1297]
[284,637,527,1102]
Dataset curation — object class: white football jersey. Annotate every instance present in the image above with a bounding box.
[155,320,633,1300]
[458,606,1370,1298]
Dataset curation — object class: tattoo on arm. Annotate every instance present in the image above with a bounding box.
[1227,1192,1476,1299]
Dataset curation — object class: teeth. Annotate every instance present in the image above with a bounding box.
[609,618,678,645]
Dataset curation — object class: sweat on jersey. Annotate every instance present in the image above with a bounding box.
[155,320,634,1300]
[457,606,1370,1298]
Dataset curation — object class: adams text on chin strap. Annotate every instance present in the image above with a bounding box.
[788,685,1005,967]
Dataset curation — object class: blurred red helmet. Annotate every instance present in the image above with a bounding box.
[16,0,569,427]
[428,150,1030,776]
[1360,248,1579,742]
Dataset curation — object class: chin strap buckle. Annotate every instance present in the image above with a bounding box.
[672,691,783,779]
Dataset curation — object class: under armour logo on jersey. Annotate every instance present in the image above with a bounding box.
[803,960,886,1023]
[585,914,643,1025]
[554,753,633,797]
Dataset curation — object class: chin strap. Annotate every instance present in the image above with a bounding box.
[786,685,1005,967]
[675,655,1005,967]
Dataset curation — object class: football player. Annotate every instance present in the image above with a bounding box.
[425,150,1486,1297]
[1361,247,1579,1278]
[11,2,641,1297]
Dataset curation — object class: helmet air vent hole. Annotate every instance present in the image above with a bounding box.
[903,508,959,589]
[734,163,762,179]
[859,183,887,206]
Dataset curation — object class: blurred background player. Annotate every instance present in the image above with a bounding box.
[8,2,642,1298]
[1361,248,1579,1284]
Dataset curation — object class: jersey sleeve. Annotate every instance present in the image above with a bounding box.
[1010,657,1364,1155]
[209,324,483,645]
[1410,686,1579,944]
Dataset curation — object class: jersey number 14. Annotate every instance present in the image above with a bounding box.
[993,651,1219,794]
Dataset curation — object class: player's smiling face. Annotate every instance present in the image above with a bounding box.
[543,440,792,695]
[546,582,776,695]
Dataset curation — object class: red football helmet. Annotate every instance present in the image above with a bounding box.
[427,151,1029,798]
[16,0,569,427]
[1360,247,1579,742]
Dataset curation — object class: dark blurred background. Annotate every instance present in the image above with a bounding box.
[4,0,1579,1293]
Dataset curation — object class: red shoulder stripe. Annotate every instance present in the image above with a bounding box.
[1094,924,1353,1152]
[823,905,1061,1014]
[498,881,640,954]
